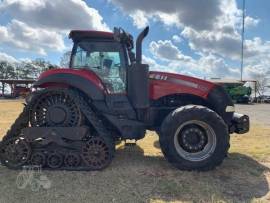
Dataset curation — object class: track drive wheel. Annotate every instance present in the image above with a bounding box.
[30,89,83,127]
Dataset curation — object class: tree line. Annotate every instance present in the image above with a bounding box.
[0,58,57,95]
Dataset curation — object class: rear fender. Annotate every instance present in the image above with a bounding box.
[33,70,105,100]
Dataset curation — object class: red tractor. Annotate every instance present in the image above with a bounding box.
[0,27,249,171]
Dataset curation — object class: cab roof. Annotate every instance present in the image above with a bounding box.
[69,30,114,41]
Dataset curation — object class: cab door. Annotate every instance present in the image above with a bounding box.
[71,40,136,119]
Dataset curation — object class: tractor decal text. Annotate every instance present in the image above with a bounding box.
[149,73,209,91]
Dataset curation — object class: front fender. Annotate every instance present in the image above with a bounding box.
[207,85,234,125]
[34,69,105,100]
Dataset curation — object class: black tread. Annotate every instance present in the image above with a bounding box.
[159,105,230,171]
[70,89,115,158]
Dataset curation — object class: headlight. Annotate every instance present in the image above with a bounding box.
[225,106,235,112]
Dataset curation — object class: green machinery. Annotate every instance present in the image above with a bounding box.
[210,79,252,104]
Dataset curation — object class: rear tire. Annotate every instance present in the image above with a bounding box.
[159,105,229,171]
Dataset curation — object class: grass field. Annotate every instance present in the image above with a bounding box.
[0,100,269,203]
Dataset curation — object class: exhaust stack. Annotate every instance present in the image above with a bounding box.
[127,26,150,121]
[136,26,149,64]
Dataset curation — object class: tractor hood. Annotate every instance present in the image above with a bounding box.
[149,71,216,100]
[149,71,235,125]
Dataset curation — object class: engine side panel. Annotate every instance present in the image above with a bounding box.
[149,71,215,100]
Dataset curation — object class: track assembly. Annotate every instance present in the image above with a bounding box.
[0,89,114,171]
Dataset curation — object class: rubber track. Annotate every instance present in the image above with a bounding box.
[2,88,110,142]
[70,90,111,140]
[70,89,115,156]
[1,88,114,170]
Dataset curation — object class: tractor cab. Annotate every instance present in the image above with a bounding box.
[69,27,150,118]
[69,30,128,94]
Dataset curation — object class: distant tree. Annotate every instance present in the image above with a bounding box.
[0,61,16,95]
[0,57,57,95]
[18,58,57,79]
[60,51,71,68]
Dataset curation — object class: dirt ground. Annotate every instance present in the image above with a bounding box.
[0,100,269,203]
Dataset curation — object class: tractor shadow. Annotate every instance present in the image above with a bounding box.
[0,144,268,203]
[114,144,270,202]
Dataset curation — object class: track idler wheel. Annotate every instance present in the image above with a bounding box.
[0,137,31,169]
[47,152,63,169]
[81,137,112,170]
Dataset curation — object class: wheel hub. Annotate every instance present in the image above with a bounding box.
[174,120,217,162]
[180,126,207,153]
[48,105,68,124]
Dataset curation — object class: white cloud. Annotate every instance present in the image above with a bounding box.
[196,54,240,78]
[0,52,18,63]
[130,11,149,29]
[172,35,182,43]
[149,40,193,62]
[148,38,270,80]
[111,0,269,83]
[0,0,110,55]
[148,39,240,78]
[0,0,109,31]
[245,16,260,28]
[181,27,242,60]
[143,55,196,76]
[0,20,65,55]
[109,0,223,30]
[110,0,263,59]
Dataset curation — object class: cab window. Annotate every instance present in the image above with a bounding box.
[71,41,126,93]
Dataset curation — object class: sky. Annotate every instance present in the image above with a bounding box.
[0,0,270,82]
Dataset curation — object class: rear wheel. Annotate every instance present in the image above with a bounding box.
[159,105,229,171]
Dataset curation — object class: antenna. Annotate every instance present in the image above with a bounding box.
[240,0,246,81]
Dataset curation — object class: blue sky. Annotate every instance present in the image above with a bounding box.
[0,0,269,82]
